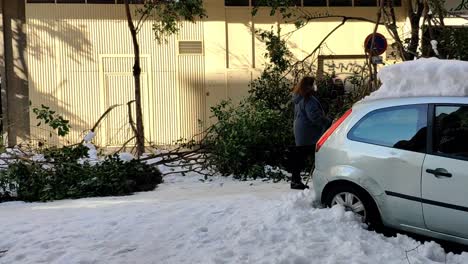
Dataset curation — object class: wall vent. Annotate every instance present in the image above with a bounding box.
[178,41,203,55]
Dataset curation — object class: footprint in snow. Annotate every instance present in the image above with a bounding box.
[0,249,8,258]
[198,227,209,233]
[113,247,137,256]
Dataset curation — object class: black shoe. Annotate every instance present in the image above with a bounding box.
[290,181,309,190]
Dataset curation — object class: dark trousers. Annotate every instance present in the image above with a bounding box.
[286,145,315,183]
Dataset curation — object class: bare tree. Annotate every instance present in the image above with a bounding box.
[124,1,145,156]
[123,0,206,157]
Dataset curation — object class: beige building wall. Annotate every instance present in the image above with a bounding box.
[26,4,203,146]
[24,1,408,147]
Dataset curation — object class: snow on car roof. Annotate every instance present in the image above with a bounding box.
[364,58,468,101]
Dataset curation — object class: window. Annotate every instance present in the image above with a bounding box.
[303,0,327,6]
[252,0,301,6]
[329,0,352,6]
[223,0,397,7]
[225,0,249,6]
[88,0,115,3]
[27,0,55,3]
[385,0,402,6]
[117,0,145,3]
[354,0,377,6]
[56,0,85,3]
[27,0,146,3]
[434,105,468,159]
[349,105,427,152]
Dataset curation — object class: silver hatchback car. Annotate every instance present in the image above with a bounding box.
[313,97,468,245]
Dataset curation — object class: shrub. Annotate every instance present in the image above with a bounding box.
[203,100,293,180]
[199,30,296,180]
[248,67,293,114]
[316,74,371,119]
[0,146,162,202]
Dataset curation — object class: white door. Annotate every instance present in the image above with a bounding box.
[422,105,468,238]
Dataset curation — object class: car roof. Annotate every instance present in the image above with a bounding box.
[354,96,468,110]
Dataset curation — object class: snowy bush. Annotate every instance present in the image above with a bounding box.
[203,100,293,180]
[0,145,162,202]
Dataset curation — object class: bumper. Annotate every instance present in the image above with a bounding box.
[312,168,329,205]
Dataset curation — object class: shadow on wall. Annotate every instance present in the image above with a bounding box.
[27,20,93,63]
[29,81,88,146]
[25,18,204,147]
[2,14,30,146]
[18,19,93,146]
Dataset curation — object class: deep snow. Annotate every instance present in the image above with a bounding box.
[1,173,468,264]
[367,58,468,100]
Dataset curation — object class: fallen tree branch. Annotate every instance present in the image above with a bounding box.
[162,166,217,178]
[282,17,348,79]
[91,104,120,133]
[115,136,136,153]
[78,104,121,145]
[404,244,422,264]
[162,170,192,176]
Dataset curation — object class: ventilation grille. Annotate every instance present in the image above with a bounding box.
[178,41,203,55]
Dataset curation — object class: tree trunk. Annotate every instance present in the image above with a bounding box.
[125,0,145,157]
[385,3,406,61]
[405,1,424,60]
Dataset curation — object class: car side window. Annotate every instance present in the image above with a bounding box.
[434,105,468,159]
[348,105,427,152]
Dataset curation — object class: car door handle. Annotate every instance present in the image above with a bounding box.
[426,168,452,178]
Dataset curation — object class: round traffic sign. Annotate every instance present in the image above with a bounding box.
[364,33,388,56]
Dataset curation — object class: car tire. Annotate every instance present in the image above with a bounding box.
[323,184,382,230]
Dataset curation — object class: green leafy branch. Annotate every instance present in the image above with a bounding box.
[32,104,71,137]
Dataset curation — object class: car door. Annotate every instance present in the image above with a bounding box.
[347,104,428,228]
[422,104,468,238]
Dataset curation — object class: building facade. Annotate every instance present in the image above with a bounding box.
[0,0,465,147]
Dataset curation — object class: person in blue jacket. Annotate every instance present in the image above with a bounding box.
[290,76,331,190]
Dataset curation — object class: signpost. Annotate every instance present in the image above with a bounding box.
[364,33,387,65]
[364,33,387,56]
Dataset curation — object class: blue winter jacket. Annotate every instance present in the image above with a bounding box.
[293,94,330,146]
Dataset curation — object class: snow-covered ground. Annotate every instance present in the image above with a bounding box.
[1,174,468,264]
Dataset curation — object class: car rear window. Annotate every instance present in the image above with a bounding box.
[348,105,427,152]
[434,105,468,159]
